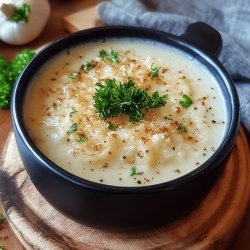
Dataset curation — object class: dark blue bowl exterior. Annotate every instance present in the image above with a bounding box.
[11,26,240,229]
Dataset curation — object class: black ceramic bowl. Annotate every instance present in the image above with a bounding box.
[11,22,240,230]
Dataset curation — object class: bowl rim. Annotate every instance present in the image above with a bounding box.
[11,26,240,193]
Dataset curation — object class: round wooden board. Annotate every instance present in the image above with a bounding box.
[0,128,249,250]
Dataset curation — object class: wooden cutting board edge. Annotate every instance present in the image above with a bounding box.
[0,127,249,250]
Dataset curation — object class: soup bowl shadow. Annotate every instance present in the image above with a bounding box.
[11,22,240,231]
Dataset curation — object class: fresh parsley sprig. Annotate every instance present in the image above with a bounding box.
[0,50,36,109]
[76,137,88,142]
[67,123,78,135]
[82,62,93,71]
[179,94,193,108]
[68,72,79,79]
[130,166,138,176]
[107,121,118,131]
[9,3,31,23]
[69,108,77,117]
[93,78,167,123]
[151,65,161,77]
[178,123,187,132]
[99,49,119,65]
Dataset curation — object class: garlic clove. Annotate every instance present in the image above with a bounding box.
[0,0,51,45]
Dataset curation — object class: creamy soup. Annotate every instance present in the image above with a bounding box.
[24,39,226,186]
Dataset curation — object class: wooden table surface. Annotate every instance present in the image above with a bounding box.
[0,1,249,249]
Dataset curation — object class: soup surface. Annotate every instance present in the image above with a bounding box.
[24,39,226,186]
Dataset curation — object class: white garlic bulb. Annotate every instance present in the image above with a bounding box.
[0,0,51,45]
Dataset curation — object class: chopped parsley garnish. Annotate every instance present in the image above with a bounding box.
[0,50,36,109]
[94,78,167,123]
[0,213,4,222]
[107,121,117,131]
[69,108,77,117]
[76,137,88,142]
[179,94,193,108]
[99,49,119,65]
[68,72,79,79]
[67,123,78,135]
[0,245,4,250]
[82,62,93,71]
[178,123,187,132]
[151,65,161,77]
[130,166,138,176]
[9,3,30,23]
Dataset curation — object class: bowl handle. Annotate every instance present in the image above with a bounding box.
[180,22,222,57]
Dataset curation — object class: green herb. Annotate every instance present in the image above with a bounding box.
[130,166,138,176]
[178,123,187,132]
[179,94,193,108]
[76,137,88,142]
[68,72,79,79]
[107,121,117,131]
[0,213,4,222]
[151,65,161,77]
[0,50,36,109]
[82,62,93,71]
[0,245,4,250]
[94,78,167,123]
[99,49,119,65]
[9,3,31,23]
[67,123,78,135]
[69,108,77,117]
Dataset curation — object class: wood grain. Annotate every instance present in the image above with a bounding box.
[0,0,101,60]
[0,128,249,250]
[0,1,102,249]
[63,6,103,32]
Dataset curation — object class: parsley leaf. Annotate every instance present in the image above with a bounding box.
[0,245,4,250]
[76,137,88,142]
[94,78,167,123]
[9,3,31,23]
[67,123,78,135]
[69,108,77,117]
[151,65,161,77]
[99,49,119,65]
[10,50,36,80]
[178,123,187,132]
[0,50,35,109]
[0,213,4,223]
[82,62,93,71]
[179,94,193,108]
[107,121,117,131]
[130,166,138,176]
[68,72,79,79]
